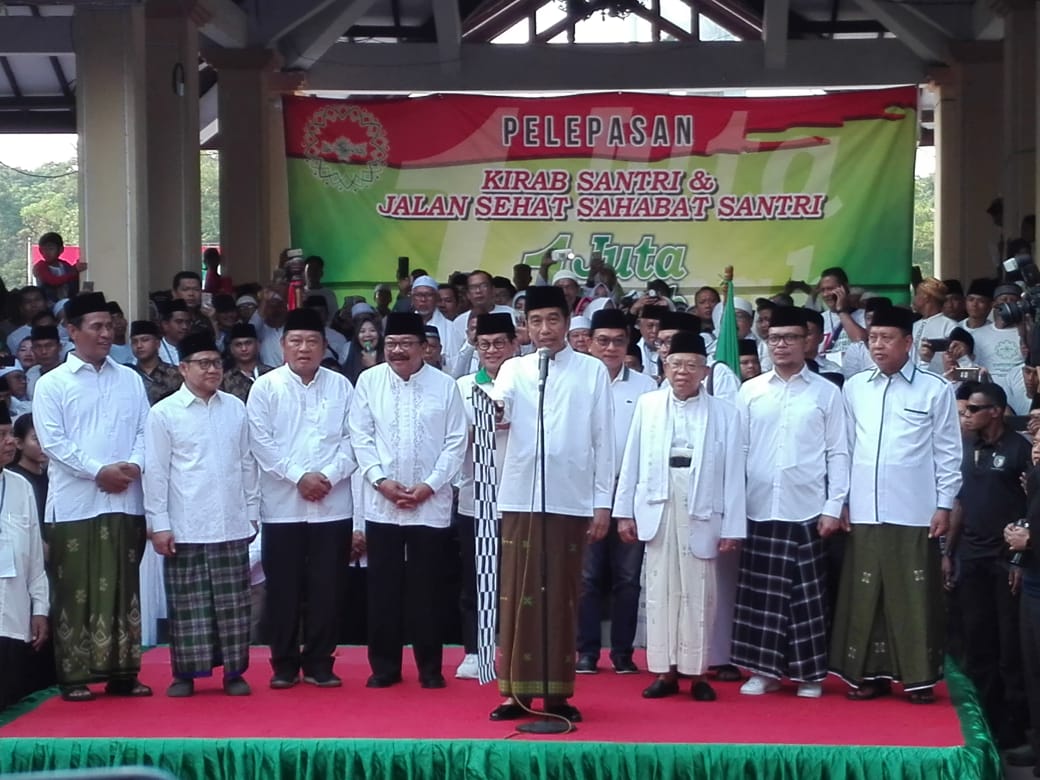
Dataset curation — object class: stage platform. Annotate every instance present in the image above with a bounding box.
[0,646,1000,780]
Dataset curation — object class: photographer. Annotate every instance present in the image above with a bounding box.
[817,267,867,359]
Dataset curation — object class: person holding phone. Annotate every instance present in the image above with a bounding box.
[913,277,958,374]
[817,267,867,359]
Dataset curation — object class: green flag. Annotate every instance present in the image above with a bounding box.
[714,278,740,375]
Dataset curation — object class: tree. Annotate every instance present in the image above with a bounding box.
[913,174,935,278]
[200,150,220,245]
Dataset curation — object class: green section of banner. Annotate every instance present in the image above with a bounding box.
[288,107,914,304]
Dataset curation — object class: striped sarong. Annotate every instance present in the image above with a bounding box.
[48,513,147,685]
[829,524,945,690]
[731,518,828,682]
[164,539,251,679]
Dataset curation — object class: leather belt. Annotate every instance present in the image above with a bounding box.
[669,456,692,468]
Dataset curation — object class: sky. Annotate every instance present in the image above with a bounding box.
[0,134,78,170]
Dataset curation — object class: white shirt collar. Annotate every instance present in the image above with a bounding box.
[869,357,916,384]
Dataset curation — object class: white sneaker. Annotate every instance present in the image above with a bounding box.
[797,682,823,698]
[739,674,781,696]
[455,654,480,680]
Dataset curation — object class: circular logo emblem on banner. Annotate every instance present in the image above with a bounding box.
[302,105,389,193]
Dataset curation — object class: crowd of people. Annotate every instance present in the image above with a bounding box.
[2,233,1040,768]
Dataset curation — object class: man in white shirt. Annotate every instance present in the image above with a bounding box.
[158,299,191,365]
[912,277,957,374]
[489,285,614,724]
[247,307,357,689]
[348,312,467,690]
[410,275,462,373]
[453,313,517,680]
[614,330,746,703]
[732,306,849,699]
[634,304,666,378]
[144,333,259,698]
[25,324,64,400]
[656,311,740,403]
[451,270,515,367]
[0,407,49,711]
[817,267,867,360]
[830,305,962,703]
[577,309,657,676]
[34,292,152,702]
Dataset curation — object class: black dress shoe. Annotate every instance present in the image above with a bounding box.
[711,664,743,682]
[420,674,447,689]
[575,654,599,674]
[642,678,680,698]
[489,702,528,721]
[692,681,717,701]
[611,654,639,674]
[365,674,402,689]
[303,671,343,688]
[1005,744,1036,767]
[269,672,299,689]
[545,703,582,722]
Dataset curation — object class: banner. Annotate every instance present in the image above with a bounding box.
[284,88,917,301]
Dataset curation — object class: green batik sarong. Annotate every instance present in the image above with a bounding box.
[829,523,945,690]
[47,513,147,685]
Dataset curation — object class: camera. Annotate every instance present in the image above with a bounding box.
[997,256,1040,324]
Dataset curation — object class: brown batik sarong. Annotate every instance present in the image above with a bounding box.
[497,511,586,699]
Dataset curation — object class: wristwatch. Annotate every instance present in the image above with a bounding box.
[373,477,387,490]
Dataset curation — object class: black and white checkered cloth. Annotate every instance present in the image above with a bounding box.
[471,383,500,684]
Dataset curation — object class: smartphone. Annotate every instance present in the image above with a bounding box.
[397,256,410,280]
[82,280,95,293]
[551,249,575,264]
[928,338,949,352]
[953,366,981,382]
[202,292,213,309]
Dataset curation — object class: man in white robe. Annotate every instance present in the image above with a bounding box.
[614,331,746,701]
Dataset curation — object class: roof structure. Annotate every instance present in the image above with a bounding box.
[0,0,1003,136]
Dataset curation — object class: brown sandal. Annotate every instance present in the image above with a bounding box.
[60,685,96,702]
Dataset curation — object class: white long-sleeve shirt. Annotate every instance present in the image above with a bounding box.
[492,346,615,515]
[740,366,850,522]
[348,362,467,528]
[0,471,48,642]
[247,365,356,523]
[144,385,259,543]
[609,365,658,475]
[34,353,148,523]
[843,359,962,526]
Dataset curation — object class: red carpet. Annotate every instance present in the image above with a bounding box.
[0,646,963,746]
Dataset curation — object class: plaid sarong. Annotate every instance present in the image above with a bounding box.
[731,519,829,682]
[164,540,251,679]
[48,513,147,685]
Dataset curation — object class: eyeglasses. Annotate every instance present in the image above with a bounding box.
[593,336,628,348]
[384,338,421,351]
[476,339,511,352]
[962,403,995,415]
[184,358,223,370]
[467,282,492,292]
[665,359,704,372]
[766,333,806,345]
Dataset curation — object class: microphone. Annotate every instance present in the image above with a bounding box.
[537,347,551,390]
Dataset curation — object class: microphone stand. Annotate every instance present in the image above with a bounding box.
[517,349,572,734]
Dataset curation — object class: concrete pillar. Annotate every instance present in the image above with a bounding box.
[74,5,149,317]
[1002,0,1037,248]
[145,1,201,294]
[204,48,290,286]
[934,43,1003,282]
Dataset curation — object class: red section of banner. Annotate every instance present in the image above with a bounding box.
[283,88,916,167]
